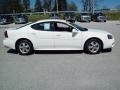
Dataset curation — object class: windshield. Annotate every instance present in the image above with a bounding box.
[51,13,58,17]
[66,12,75,16]
[96,13,105,16]
[70,23,88,31]
[81,13,89,16]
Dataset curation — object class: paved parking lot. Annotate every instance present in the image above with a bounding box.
[0,21,120,90]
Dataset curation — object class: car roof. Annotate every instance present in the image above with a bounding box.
[35,19,67,23]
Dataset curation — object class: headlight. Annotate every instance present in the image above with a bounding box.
[107,34,113,39]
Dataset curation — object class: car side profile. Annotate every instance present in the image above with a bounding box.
[79,13,91,22]
[92,13,107,22]
[3,19,115,55]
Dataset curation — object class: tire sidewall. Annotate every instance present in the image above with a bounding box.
[84,39,102,54]
[16,40,33,55]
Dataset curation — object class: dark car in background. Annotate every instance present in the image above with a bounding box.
[50,13,60,19]
[92,13,107,22]
[0,15,13,25]
[64,12,76,23]
[15,14,28,24]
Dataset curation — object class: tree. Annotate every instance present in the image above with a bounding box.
[58,0,67,11]
[43,0,53,11]
[0,0,10,13]
[23,0,30,12]
[8,0,21,13]
[81,0,102,13]
[62,0,67,11]
[67,2,77,11]
[34,0,42,12]
[53,0,57,11]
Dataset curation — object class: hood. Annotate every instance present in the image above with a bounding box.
[88,29,111,35]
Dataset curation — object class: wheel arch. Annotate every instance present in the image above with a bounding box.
[84,37,103,50]
[15,38,34,50]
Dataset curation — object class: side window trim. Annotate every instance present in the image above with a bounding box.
[53,22,73,32]
[31,22,53,31]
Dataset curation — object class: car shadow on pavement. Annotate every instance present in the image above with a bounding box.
[7,49,18,54]
[34,50,84,54]
[116,24,120,25]
[7,49,112,55]
[7,49,83,55]
[101,48,112,53]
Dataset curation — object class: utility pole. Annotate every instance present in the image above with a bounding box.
[92,0,94,14]
[57,0,58,13]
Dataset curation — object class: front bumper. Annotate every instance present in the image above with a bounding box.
[103,38,115,49]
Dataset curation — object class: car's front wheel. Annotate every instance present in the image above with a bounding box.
[16,40,33,55]
[84,39,102,54]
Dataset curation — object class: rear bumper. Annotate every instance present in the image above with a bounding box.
[81,19,91,22]
[15,21,27,24]
[3,39,15,49]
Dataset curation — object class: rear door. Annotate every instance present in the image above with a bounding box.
[30,22,54,50]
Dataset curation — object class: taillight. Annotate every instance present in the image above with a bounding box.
[4,31,8,38]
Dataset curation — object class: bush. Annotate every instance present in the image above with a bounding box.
[28,14,49,22]
[106,12,120,20]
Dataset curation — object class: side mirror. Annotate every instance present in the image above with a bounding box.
[72,29,78,37]
[72,28,77,32]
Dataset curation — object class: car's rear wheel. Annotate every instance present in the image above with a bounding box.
[16,40,33,55]
[84,39,102,54]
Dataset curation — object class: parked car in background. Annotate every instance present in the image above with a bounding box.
[92,13,107,22]
[50,13,60,19]
[0,15,13,25]
[3,19,114,55]
[64,12,76,23]
[78,12,91,22]
[15,14,28,24]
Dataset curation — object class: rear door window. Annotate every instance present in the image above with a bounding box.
[31,22,52,31]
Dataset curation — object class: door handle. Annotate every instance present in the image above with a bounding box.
[31,33,36,35]
[56,35,61,36]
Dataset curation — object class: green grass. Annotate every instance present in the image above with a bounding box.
[28,14,49,22]
[106,12,120,20]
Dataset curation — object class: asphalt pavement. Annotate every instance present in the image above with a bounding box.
[0,21,120,90]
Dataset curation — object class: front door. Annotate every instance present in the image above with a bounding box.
[53,22,82,50]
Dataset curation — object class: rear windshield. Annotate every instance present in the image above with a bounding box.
[96,13,105,16]
[17,22,32,29]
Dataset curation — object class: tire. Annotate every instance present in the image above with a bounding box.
[72,20,75,23]
[104,20,106,22]
[16,40,33,55]
[84,39,102,54]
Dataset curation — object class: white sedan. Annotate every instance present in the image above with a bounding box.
[3,19,115,55]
